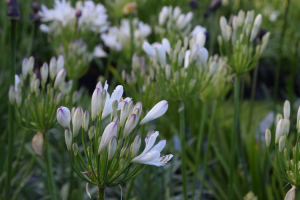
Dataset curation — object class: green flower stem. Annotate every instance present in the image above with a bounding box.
[5,19,16,200]
[192,103,208,199]
[199,100,217,199]
[179,102,188,200]
[67,166,74,200]
[129,14,135,61]
[98,186,105,200]
[104,51,113,80]
[124,178,134,200]
[229,75,240,199]
[247,64,259,132]
[44,133,58,200]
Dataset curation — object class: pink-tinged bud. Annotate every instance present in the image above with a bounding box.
[91,88,101,121]
[65,128,72,150]
[96,81,103,90]
[108,136,117,160]
[123,114,137,138]
[73,107,84,137]
[98,122,118,154]
[57,106,71,129]
[140,101,168,125]
[54,68,66,89]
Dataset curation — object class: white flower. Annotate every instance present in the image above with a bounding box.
[191,25,207,36]
[54,68,66,89]
[15,74,20,91]
[140,100,168,125]
[131,131,173,166]
[98,122,118,154]
[154,44,166,66]
[199,47,209,68]
[101,27,122,51]
[284,100,290,119]
[72,107,84,137]
[159,6,169,25]
[135,21,152,38]
[57,106,71,129]
[184,50,191,68]
[93,45,107,58]
[143,41,156,56]
[162,38,171,54]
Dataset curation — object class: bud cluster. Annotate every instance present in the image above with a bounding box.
[56,81,172,194]
[218,10,270,74]
[9,56,80,132]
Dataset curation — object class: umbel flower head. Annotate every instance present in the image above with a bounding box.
[265,100,300,199]
[218,10,270,74]
[10,55,80,133]
[56,81,172,197]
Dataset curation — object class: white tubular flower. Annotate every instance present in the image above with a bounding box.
[183,12,193,26]
[131,134,141,157]
[123,114,137,138]
[184,50,191,68]
[279,136,286,152]
[93,45,107,58]
[54,68,66,89]
[57,106,71,129]
[140,100,168,125]
[250,14,262,42]
[120,101,128,127]
[15,74,20,91]
[73,107,84,137]
[108,136,117,160]
[275,119,285,143]
[9,86,15,105]
[83,111,89,132]
[65,128,73,151]
[57,55,64,72]
[284,100,290,119]
[162,38,171,54]
[22,58,29,78]
[91,88,101,121]
[159,6,169,25]
[199,47,209,68]
[265,129,271,147]
[155,44,166,66]
[131,131,173,166]
[176,14,185,29]
[49,57,57,79]
[96,81,103,90]
[41,63,49,84]
[88,126,96,140]
[102,85,124,119]
[28,56,35,75]
[143,41,156,56]
[98,122,118,154]
[191,44,199,61]
[173,6,181,19]
[196,32,206,48]
[283,118,290,136]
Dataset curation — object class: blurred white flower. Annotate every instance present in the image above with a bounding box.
[93,45,107,57]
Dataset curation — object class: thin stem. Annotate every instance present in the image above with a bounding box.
[129,14,135,61]
[124,178,134,200]
[98,186,105,200]
[179,102,188,200]
[192,103,208,199]
[67,166,74,200]
[247,64,259,132]
[229,75,240,199]
[199,100,217,199]
[5,19,16,200]
[44,133,58,200]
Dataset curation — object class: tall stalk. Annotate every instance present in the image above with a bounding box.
[129,14,135,60]
[5,19,16,200]
[179,102,188,200]
[192,104,208,199]
[44,132,58,200]
[98,186,105,200]
[247,65,259,132]
[199,100,217,199]
[229,75,240,199]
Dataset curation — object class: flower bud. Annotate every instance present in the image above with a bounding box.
[28,56,35,75]
[275,119,284,143]
[100,90,107,114]
[16,90,22,107]
[108,136,117,160]
[22,58,29,78]
[54,68,66,89]
[265,129,271,147]
[120,101,128,127]
[98,122,118,154]
[143,41,155,56]
[120,146,127,157]
[162,38,171,54]
[88,126,96,140]
[199,47,208,68]
[279,136,286,152]
[250,14,262,42]
[34,79,40,93]
[9,85,15,105]
[41,62,48,84]
[73,143,78,156]
[91,88,101,121]
[123,114,137,138]
[71,107,76,119]
[140,100,168,125]
[65,80,73,94]
[57,55,64,72]
[96,81,103,90]
[83,111,89,132]
[15,74,20,91]
[73,107,84,137]
[284,100,290,119]
[65,128,72,150]
[49,57,57,80]
[155,44,166,66]
[184,50,191,68]
[131,135,141,157]
[56,92,63,104]
[196,32,206,48]
[111,100,118,120]
[283,118,290,136]
[127,101,134,118]
[159,6,168,25]
[133,102,142,119]
[165,64,171,80]
[277,114,283,125]
[57,106,71,129]
[7,0,20,20]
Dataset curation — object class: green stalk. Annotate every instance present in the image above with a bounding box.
[44,133,57,200]
[192,104,208,198]
[229,75,240,199]
[98,186,105,200]
[179,102,188,200]
[125,178,134,200]
[199,100,217,199]
[5,19,16,200]
[247,64,259,132]
[67,166,74,200]
[129,14,135,61]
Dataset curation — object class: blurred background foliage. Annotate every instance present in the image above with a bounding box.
[1,0,300,199]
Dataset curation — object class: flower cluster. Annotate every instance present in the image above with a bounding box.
[218,10,270,74]
[56,81,172,196]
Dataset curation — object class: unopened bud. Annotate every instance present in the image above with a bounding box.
[279,136,286,152]
[73,107,84,137]
[73,143,78,156]
[28,56,34,75]
[57,55,64,72]
[16,90,22,107]
[7,0,20,20]
[284,100,290,119]
[265,129,271,147]
[88,126,96,140]
[91,88,101,121]
[54,69,66,89]
[96,81,103,90]
[127,101,134,118]
[123,114,137,138]
[111,100,118,120]
[71,107,76,119]
[140,100,168,125]
[108,136,117,160]
[56,92,63,104]
[120,146,127,157]
[83,111,89,132]
[133,102,142,119]
[41,63,48,84]
[98,122,118,154]
[120,101,128,127]
[22,58,29,79]
[65,80,73,94]
[65,128,72,150]
[275,119,284,143]
[131,135,141,157]
[34,79,40,93]
[100,89,107,114]
[57,106,71,129]
[276,114,283,125]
